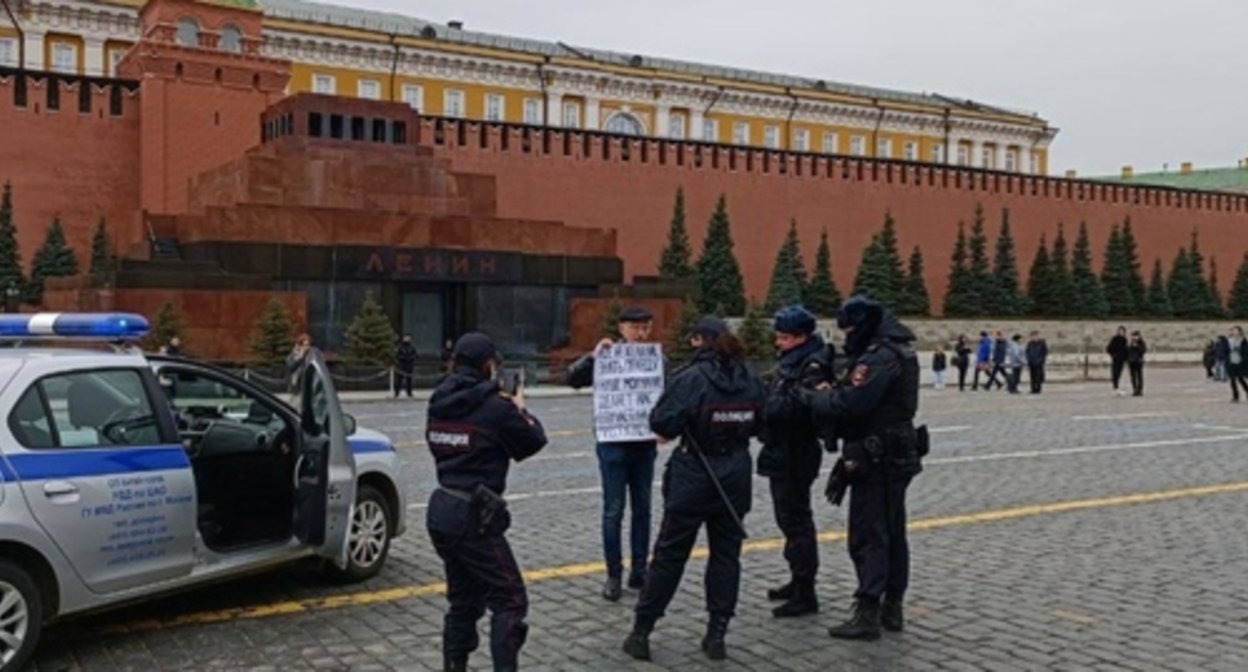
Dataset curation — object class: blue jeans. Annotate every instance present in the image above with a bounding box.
[597,442,657,579]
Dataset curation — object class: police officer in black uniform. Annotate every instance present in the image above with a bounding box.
[804,295,924,641]
[425,332,549,672]
[759,305,835,618]
[622,317,765,663]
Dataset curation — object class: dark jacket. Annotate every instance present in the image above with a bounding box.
[991,337,1007,366]
[932,352,947,372]
[758,335,834,480]
[425,367,548,496]
[1215,336,1231,363]
[1126,338,1147,365]
[1106,335,1128,361]
[650,349,765,456]
[810,311,919,435]
[396,342,418,370]
[1025,339,1049,366]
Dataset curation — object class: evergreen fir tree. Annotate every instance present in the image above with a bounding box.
[851,212,907,311]
[967,205,993,311]
[1100,224,1135,317]
[737,301,773,361]
[1227,254,1248,319]
[141,302,186,352]
[658,188,695,279]
[899,245,931,316]
[249,298,296,366]
[26,216,81,305]
[0,182,22,297]
[1120,218,1147,315]
[1209,256,1226,318]
[805,229,842,317]
[695,195,746,316]
[1025,234,1053,316]
[1145,259,1173,318]
[942,222,977,317]
[1187,230,1223,318]
[989,208,1026,315]
[764,227,804,312]
[344,292,398,366]
[1049,223,1076,316]
[667,296,702,363]
[599,293,623,337]
[1168,248,1201,318]
[1070,222,1109,318]
[786,220,810,304]
[88,218,113,287]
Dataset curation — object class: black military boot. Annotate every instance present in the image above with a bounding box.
[622,616,656,661]
[772,580,818,618]
[881,598,904,632]
[767,581,794,601]
[701,616,730,661]
[827,598,882,641]
[442,654,467,672]
[601,575,622,602]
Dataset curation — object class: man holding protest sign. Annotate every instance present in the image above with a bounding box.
[566,306,664,602]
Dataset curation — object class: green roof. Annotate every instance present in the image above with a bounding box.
[1094,166,1248,193]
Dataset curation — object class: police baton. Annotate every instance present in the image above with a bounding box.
[681,430,748,539]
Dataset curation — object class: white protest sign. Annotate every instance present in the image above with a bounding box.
[594,342,665,443]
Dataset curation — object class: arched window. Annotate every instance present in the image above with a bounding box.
[175,18,200,47]
[603,113,644,136]
[219,25,242,53]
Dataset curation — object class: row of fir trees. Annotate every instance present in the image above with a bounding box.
[0,182,115,305]
[655,187,1248,321]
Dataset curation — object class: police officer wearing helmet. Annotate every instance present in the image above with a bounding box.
[426,332,549,672]
[623,316,765,663]
[758,305,835,618]
[804,295,925,641]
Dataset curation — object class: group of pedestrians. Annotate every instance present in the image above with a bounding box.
[936,331,1052,395]
[1203,327,1248,401]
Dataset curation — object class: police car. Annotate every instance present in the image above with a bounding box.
[0,313,406,670]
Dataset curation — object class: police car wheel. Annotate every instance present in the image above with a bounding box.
[326,485,392,583]
[0,561,41,672]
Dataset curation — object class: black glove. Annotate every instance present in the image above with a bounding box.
[825,458,848,506]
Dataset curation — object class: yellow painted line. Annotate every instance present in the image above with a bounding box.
[88,480,1248,636]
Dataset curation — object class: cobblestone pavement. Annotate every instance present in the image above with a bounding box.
[30,368,1248,671]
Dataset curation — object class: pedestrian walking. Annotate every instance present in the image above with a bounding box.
[1006,334,1025,394]
[954,335,971,391]
[1203,340,1217,380]
[623,316,765,662]
[972,332,992,390]
[758,306,835,618]
[394,335,417,398]
[1227,327,1248,402]
[1215,335,1231,383]
[1106,326,1129,396]
[1025,331,1049,394]
[803,296,925,641]
[1126,331,1146,397]
[985,331,1008,391]
[566,306,660,601]
[931,345,947,390]
[425,332,549,672]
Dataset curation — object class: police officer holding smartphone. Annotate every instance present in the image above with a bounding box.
[803,296,925,641]
[622,316,765,663]
[426,332,549,672]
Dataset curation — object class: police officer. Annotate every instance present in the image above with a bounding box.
[805,295,924,641]
[759,305,835,618]
[622,317,765,663]
[426,332,549,672]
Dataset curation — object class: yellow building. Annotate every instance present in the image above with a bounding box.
[0,0,1056,173]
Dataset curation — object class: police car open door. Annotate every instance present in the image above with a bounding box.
[293,350,356,566]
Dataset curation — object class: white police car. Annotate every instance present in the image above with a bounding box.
[0,313,406,670]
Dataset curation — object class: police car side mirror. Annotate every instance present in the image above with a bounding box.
[343,413,358,436]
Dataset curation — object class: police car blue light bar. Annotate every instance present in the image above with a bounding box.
[0,313,150,339]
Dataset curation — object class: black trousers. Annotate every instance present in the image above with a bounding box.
[769,476,819,585]
[1111,358,1126,390]
[394,367,414,396]
[1028,363,1045,393]
[847,475,912,603]
[637,449,751,622]
[985,364,1006,390]
[1128,362,1144,395]
[956,364,969,391]
[1232,372,1248,401]
[430,529,528,669]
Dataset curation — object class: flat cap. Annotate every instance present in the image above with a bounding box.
[617,306,653,323]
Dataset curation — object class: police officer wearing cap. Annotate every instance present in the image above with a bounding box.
[804,295,924,641]
[426,332,549,672]
[759,305,835,618]
[566,306,659,601]
[622,316,765,663]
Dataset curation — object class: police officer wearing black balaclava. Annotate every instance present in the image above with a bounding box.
[622,316,766,663]
[803,295,924,641]
[426,332,549,672]
[758,305,835,618]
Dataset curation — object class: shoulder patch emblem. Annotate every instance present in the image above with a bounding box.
[851,364,869,386]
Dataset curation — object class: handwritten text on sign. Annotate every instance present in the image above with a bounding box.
[594,343,665,443]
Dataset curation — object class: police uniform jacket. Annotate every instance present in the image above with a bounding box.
[758,334,834,480]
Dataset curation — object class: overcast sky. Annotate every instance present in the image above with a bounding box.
[335,0,1246,176]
